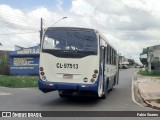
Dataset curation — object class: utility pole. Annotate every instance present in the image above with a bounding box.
[148,49,153,73]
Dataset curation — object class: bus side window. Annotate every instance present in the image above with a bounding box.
[113,50,115,65]
[112,49,114,64]
[100,46,103,63]
[114,51,116,65]
[113,49,115,65]
[105,46,108,64]
[107,46,110,64]
[110,47,112,64]
[100,37,107,64]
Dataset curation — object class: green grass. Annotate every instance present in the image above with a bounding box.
[0,76,38,88]
[139,70,160,77]
[156,99,160,103]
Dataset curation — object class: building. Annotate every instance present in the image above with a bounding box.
[148,44,160,72]
[10,45,40,75]
[119,56,129,68]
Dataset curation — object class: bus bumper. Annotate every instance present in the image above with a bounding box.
[38,79,98,95]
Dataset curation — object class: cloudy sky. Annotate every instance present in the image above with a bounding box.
[0,0,160,63]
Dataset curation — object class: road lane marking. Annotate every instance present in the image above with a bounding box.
[0,92,11,96]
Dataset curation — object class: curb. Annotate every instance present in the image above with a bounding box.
[131,71,147,107]
[145,101,160,110]
[132,71,160,110]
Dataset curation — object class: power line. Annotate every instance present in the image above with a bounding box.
[0,12,40,31]
[0,20,39,31]
[100,26,160,31]
[0,15,40,25]
[2,11,160,31]
[2,8,160,31]
[103,32,160,38]
[2,14,160,31]
[0,9,40,21]
[0,31,38,35]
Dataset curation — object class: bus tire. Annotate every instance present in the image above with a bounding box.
[101,93,106,99]
[113,75,116,86]
[109,77,114,91]
[59,93,65,97]
[59,93,70,98]
[109,83,113,91]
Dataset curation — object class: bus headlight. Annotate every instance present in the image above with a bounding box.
[83,78,88,82]
[94,70,98,74]
[40,67,44,71]
[40,71,45,76]
[92,74,97,78]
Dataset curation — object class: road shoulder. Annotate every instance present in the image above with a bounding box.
[132,72,160,110]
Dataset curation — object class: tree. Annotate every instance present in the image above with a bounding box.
[128,59,135,66]
[140,48,149,55]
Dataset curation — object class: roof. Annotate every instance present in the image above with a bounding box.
[140,54,147,58]
[10,45,40,57]
[120,61,129,65]
[149,44,160,50]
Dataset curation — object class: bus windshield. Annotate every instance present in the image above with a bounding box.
[43,28,97,54]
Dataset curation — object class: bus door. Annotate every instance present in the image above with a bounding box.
[100,38,107,92]
[100,46,105,79]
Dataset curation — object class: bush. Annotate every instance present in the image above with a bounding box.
[139,70,160,76]
[0,76,38,88]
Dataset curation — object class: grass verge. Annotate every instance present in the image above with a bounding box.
[156,99,160,103]
[0,76,38,88]
[139,70,160,77]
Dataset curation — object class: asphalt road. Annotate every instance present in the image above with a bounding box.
[0,68,158,120]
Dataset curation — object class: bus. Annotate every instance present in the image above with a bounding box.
[38,27,119,98]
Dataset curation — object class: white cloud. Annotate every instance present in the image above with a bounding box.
[71,0,95,16]
[0,4,27,28]
[1,0,160,63]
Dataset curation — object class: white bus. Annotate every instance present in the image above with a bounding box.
[38,27,119,98]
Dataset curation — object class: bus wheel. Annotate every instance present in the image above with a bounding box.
[59,93,70,98]
[59,93,65,97]
[109,83,113,91]
[101,92,106,99]
[98,80,103,98]
[109,77,115,91]
[58,91,70,98]
[113,75,116,86]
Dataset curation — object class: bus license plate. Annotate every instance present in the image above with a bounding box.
[63,74,73,79]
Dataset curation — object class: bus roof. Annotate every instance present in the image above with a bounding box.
[46,27,95,32]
